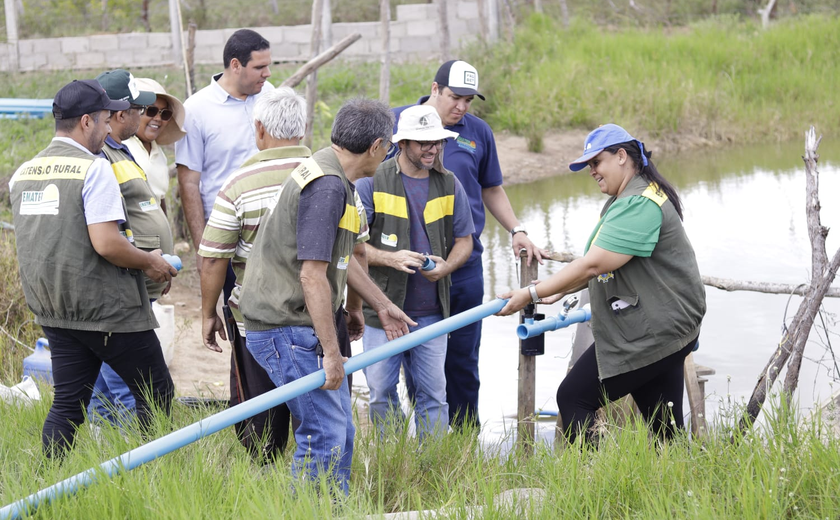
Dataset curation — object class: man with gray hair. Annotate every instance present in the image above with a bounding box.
[198,86,310,463]
[240,98,415,493]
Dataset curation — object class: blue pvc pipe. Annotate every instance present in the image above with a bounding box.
[0,299,507,520]
[516,307,591,340]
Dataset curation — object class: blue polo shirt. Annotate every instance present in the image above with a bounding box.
[392,97,503,269]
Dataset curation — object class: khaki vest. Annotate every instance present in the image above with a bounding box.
[363,157,455,327]
[588,175,706,379]
[10,139,157,332]
[241,148,360,330]
[102,142,174,300]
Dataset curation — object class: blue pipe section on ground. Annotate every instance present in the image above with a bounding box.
[0,298,508,520]
[516,307,591,340]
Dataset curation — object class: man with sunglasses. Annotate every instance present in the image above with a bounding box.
[392,60,548,431]
[355,105,474,440]
[88,69,176,428]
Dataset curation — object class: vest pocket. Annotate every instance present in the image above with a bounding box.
[608,295,653,343]
[133,234,161,250]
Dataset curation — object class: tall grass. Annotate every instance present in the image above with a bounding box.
[470,14,840,147]
[1,390,839,518]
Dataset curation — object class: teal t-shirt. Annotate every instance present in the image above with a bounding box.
[585,195,662,257]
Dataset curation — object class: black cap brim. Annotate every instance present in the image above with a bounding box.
[447,86,485,101]
[104,98,131,112]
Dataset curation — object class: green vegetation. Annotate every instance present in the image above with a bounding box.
[1,390,839,518]
[470,13,840,150]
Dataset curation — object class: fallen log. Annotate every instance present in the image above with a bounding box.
[280,33,362,89]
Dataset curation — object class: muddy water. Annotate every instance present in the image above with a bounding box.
[476,139,840,446]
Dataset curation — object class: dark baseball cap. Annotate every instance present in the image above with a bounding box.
[52,79,131,120]
[95,69,156,105]
[433,60,485,100]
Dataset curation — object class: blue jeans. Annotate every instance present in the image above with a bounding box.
[363,314,448,440]
[246,326,354,495]
[87,363,136,427]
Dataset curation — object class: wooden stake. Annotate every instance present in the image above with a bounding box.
[517,249,539,453]
[378,0,391,103]
[280,33,362,89]
[304,0,324,150]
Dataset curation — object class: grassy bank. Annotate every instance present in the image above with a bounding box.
[1,391,839,518]
[468,14,840,150]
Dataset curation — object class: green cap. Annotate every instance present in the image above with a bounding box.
[95,69,156,106]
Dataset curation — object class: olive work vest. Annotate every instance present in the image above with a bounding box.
[587,175,706,380]
[10,139,157,333]
[363,157,455,328]
[241,147,360,331]
[102,142,174,300]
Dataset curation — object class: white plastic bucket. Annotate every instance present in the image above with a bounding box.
[153,302,176,366]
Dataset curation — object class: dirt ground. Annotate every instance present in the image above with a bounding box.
[163,129,596,398]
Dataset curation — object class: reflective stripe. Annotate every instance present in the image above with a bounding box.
[373,192,408,219]
[291,157,326,188]
[112,160,147,183]
[338,203,361,233]
[424,194,455,224]
[641,183,667,207]
[13,156,92,182]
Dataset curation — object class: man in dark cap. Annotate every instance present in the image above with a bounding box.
[9,79,177,457]
[393,60,548,430]
[85,69,176,428]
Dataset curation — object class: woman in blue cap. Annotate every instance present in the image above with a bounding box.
[498,124,706,444]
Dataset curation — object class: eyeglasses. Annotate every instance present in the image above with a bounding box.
[416,140,446,152]
[130,105,146,115]
[144,106,174,121]
[385,141,397,155]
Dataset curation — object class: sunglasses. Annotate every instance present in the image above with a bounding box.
[417,140,446,152]
[144,106,174,121]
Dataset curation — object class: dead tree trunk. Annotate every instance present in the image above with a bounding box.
[379,0,391,103]
[305,0,324,150]
[280,33,362,89]
[437,0,451,61]
[739,127,840,432]
[558,0,569,28]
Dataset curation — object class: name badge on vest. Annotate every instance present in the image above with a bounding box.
[139,197,160,212]
[381,232,398,248]
[19,184,60,215]
[337,254,350,270]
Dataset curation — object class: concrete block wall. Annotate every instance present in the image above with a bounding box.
[2,0,492,72]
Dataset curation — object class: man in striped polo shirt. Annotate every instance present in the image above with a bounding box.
[198,87,311,462]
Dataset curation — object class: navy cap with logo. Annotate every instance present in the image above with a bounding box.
[52,79,131,120]
[434,60,485,100]
[95,69,156,106]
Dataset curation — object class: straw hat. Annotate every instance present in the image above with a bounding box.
[134,78,186,146]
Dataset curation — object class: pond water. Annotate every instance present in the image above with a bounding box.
[354,138,840,447]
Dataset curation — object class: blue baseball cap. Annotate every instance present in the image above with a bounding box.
[569,124,649,172]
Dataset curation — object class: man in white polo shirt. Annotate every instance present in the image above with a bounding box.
[176,29,273,298]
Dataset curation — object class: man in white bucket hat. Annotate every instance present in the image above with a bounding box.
[353,104,475,440]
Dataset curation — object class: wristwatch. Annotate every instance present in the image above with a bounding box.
[511,225,528,237]
[528,284,542,304]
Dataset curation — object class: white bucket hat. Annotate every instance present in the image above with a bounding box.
[133,77,187,146]
[392,105,459,143]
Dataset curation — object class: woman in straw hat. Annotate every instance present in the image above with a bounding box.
[497,124,706,445]
[125,78,186,215]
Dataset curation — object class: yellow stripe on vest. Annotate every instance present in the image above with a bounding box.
[14,157,92,182]
[424,195,455,225]
[291,158,325,188]
[640,183,667,207]
[338,204,360,233]
[373,192,408,219]
[112,160,147,183]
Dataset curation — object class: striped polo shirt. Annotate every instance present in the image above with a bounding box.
[198,144,370,335]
